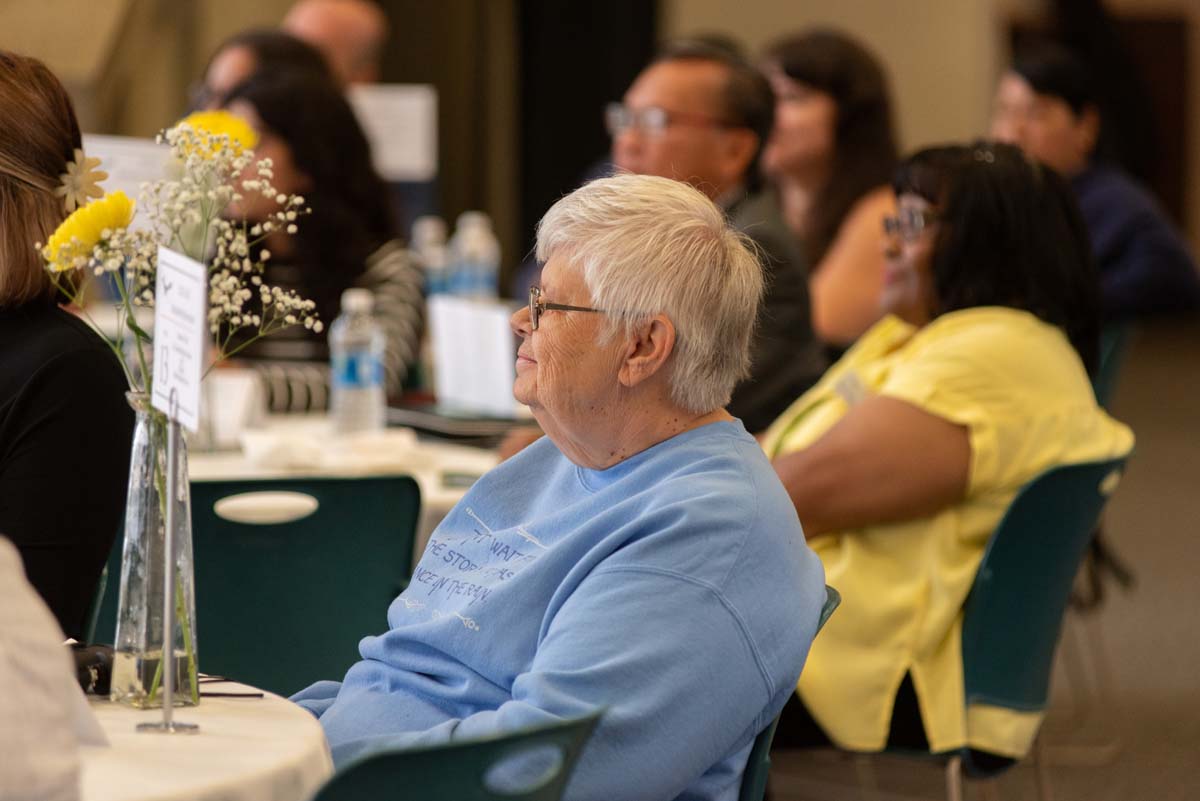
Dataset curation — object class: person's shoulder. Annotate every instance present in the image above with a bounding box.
[843,185,895,226]
[726,189,804,266]
[363,239,420,278]
[638,422,793,524]
[905,308,1084,387]
[1075,165,1166,220]
[914,306,1050,347]
[3,304,117,366]
[728,189,787,239]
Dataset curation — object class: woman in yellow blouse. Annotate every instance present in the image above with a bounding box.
[763,142,1134,760]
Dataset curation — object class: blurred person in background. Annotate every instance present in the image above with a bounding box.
[222,72,423,410]
[762,142,1133,763]
[193,28,334,111]
[760,29,899,349]
[991,40,1200,320]
[283,0,389,85]
[0,51,132,641]
[607,39,826,433]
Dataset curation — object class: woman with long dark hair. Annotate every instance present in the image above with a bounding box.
[0,51,132,640]
[761,29,899,346]
[763,142,1132,762]
[222,72,423,409]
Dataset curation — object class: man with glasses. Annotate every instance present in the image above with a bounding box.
[607,41,825,434]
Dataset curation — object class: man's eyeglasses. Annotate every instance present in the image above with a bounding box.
[528,286,604,331]
[604,103,732,138]
[882,207,940,242]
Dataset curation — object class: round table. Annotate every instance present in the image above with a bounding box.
[80,682,332,801]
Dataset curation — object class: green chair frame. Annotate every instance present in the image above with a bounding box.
[866,456,1129,801]
[739,585,841,801]
[1092,323,1134,408]
[311,709,603,801]
[90,475,421,697]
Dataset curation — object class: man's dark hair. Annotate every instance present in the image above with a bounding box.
[654,39,774,193]
[893,141,1100,373]
[1011,39,1096,115]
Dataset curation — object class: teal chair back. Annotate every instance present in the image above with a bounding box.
[89,540,123,645]
[1092,324,1133,408]
[187,476,420,695]
[93,477,421,694]
[738,585,841,801]
[960,457,1127,747]
[312,710,602,801]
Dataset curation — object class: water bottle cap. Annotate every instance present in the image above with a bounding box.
[411,215,447,247]
[341,288,374,314]
[456,210,491,231]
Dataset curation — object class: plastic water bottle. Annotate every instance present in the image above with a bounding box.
[329,288,386,433]
[448,211,500,298]
[411,215,449,296]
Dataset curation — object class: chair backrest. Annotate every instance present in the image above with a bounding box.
[738,585,841,801]
[312,710,602,801]
[1092,323,1134,408]
[961,457,1127,712]
[188,476,420,695]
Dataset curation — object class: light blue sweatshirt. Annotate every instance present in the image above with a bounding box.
[293,420,825,801]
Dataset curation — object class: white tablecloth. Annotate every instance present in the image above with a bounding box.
[188,419,498,556]
[80,683,332,801]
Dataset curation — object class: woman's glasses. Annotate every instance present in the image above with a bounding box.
[882,207,940,242]
[528,286,604,331]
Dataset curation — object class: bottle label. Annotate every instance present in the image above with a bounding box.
[332,351,383,389]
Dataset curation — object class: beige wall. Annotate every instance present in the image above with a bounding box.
[662,0,1005,153]
[663,0,1200,249]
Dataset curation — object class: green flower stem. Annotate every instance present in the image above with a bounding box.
[110,269,151,394]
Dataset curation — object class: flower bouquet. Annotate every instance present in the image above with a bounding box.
[40,111,322,707]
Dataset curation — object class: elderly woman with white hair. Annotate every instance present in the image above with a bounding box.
[292,174,826,801]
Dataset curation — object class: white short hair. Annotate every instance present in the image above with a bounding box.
[535,173,764,414]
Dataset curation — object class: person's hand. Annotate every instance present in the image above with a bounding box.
[498,425,543,461]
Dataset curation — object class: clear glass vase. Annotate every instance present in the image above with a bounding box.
[110,392,200,708]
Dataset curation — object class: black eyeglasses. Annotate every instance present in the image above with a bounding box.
[528,286,604,331]
[882,207,940,242]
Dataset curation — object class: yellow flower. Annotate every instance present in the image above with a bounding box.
[43,191,135,272]
[174,110,258,157]
[54,148,108,213]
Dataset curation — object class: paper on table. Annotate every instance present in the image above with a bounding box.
[346,84,437,182]
[429,295,526,419]
[81,134,168,231]
[151,247,208,431]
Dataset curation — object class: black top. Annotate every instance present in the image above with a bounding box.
[726,189,828,434]
[0,302,133,640]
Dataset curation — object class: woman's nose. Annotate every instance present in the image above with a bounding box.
[511,304,532,337]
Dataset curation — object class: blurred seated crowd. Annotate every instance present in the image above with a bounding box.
[0,0,1192,798]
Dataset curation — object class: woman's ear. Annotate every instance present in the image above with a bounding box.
[617,314,676,389]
